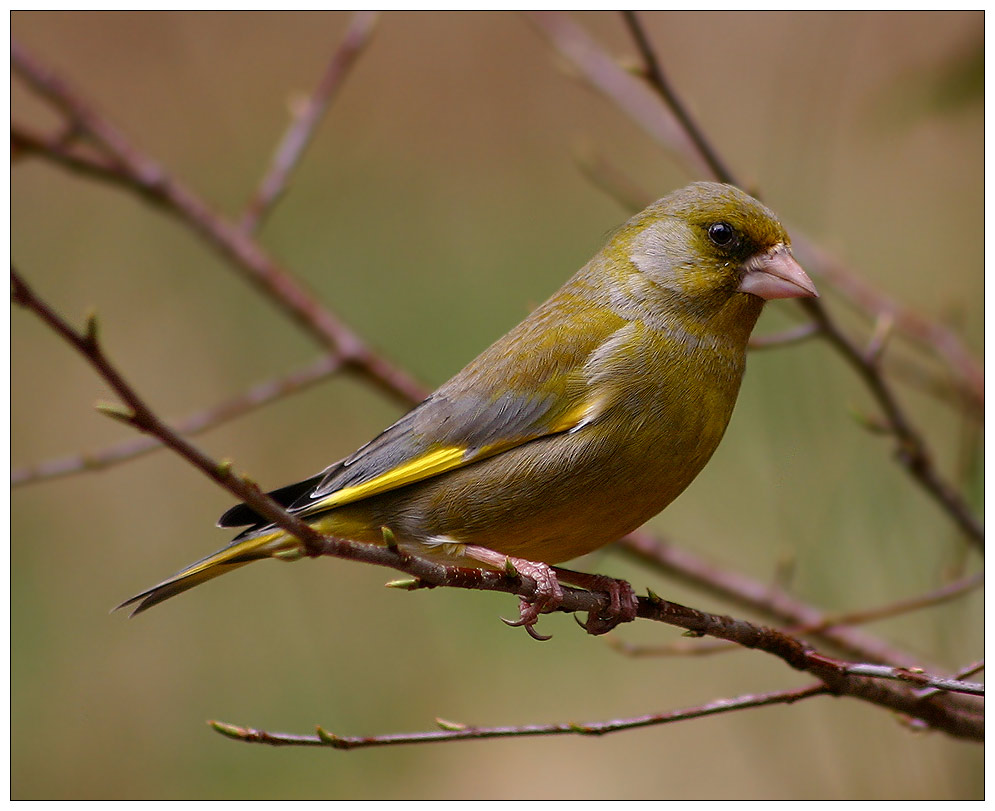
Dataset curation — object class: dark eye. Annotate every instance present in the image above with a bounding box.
[707,221,736,247]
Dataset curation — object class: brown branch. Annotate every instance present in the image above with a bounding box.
[11,38,428,410]
[12,122,132,186]
[239,11,379,234]
[606,571,982,660]
[209,683,830,749]
[802,572,983,633]
[617,531,941,671]
[792,236,984,407]
[10,353,343,487]
[527,12,712,178]
[912,659,984,707]
[620,11,738,185]
[800,297,983,550]
[11,268,328,558]
[210,660,983,751]
[12,268,982,740]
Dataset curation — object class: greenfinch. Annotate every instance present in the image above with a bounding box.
[121,182,816,634]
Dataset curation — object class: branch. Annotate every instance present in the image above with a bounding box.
[527,11,712,178]
[239,11,379,233]
[209,683,830,749]
[11,268,328,558]
[11,38,428,409]
[617,532,946,671]
[605,571,982,660]
[840,664,983,697]
[619,11,738,185]
[10,353,342,486]
[800,297,983,549]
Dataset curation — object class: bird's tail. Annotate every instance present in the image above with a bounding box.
[116,529,304,616]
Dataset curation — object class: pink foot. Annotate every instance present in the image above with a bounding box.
[464,546,563,641]
[553,567,638,635]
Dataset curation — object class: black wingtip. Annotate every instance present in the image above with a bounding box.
[217,473,325,528]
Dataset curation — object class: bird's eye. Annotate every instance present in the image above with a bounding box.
[707,222,736,247]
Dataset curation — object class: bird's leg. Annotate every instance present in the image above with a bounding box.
[462,545,563,641]
[551,567,638,635]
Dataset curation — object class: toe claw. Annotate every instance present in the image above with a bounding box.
[501,599,554,641]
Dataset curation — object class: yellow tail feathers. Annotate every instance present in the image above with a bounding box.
[117,530,304,616]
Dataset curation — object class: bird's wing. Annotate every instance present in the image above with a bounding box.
[220,306,625,530]
[304,389,595,515]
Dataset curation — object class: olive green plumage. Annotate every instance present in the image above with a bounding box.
[121,182,816,614]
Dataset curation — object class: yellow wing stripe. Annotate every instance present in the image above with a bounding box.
[302,446,468,515]
[299,400,599,517]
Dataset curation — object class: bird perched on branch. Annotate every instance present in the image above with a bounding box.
[120,181,817,637]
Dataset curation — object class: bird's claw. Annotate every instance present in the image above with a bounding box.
[501,602,554,641]
[555,569,638,636]
[497,556,563,641]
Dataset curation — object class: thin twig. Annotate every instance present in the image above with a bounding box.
[800,297,984,549]
[842,664,983,697]
[210,683,830,749]
[11,268,328,558]
[527,11,711,178]
[11,353,343,487]
[792,235,984,406]
[620,11,739,185]
[801,572,983,633]
[12,123,126,182]
[239,11,378,233]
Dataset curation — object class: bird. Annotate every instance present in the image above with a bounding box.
[119,181,817,636]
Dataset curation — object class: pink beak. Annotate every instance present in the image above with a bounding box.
[737,245,818,300]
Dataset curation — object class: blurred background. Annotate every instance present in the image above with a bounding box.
[11,11,983,801]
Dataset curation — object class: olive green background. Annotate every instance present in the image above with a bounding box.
[12,11,983,801]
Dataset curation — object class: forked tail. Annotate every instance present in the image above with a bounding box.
[116,529,302,616]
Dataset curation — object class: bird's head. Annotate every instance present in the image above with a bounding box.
[620,182,817,310]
